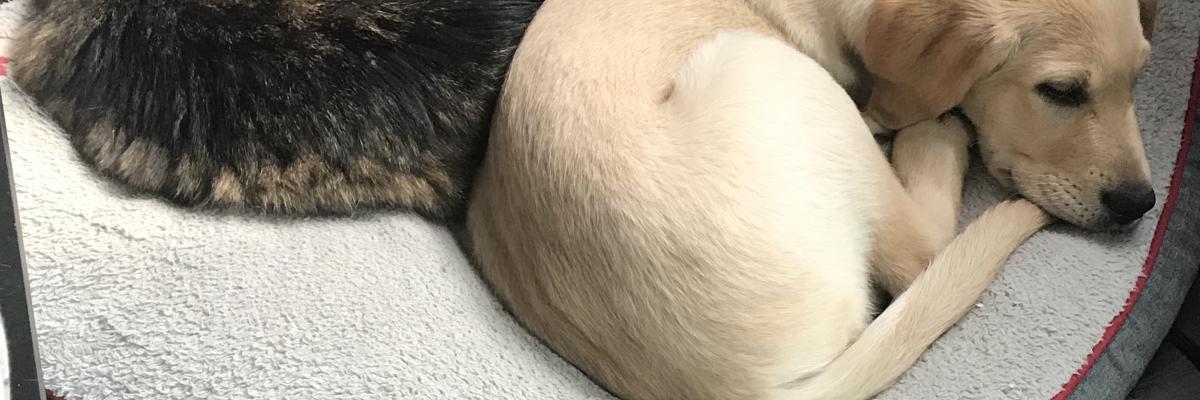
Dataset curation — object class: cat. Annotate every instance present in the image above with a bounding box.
[11,0,541,221]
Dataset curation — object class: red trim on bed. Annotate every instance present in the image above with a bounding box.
[1052,32,1200,400]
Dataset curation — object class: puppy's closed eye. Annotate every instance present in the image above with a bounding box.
[1036,81,1090,108]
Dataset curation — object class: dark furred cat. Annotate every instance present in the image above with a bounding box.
[11,0,541,221]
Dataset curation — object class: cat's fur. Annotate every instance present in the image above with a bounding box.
[11,0,541,220]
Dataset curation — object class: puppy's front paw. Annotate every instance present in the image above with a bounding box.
[935,109,977,144]
[897,114,972,150]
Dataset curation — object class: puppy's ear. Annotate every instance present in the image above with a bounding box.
[1139,0,1157,40]
[860,0,1014,130]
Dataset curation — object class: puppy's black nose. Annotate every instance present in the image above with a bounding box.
[1101,182,1156,225]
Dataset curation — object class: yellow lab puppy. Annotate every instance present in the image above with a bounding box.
[468,0,1156,399]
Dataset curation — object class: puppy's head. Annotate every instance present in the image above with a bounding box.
[861,0,1157,230]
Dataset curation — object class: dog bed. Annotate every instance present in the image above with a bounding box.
[0,0,1198,398]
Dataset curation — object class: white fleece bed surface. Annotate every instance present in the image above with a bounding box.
[1,0,1198,398]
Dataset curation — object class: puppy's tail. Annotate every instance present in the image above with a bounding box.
[786,199,1049,400]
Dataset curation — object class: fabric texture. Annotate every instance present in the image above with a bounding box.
[0,0,1197,398]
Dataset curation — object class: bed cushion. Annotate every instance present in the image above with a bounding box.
[0,0,1197,398]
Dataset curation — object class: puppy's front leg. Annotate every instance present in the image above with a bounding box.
[890,113,972,248]
[869,114,972,296]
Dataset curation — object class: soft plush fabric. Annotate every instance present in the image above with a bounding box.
[0,0,1197,398]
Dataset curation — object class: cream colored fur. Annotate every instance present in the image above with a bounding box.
[466,0,1152,399]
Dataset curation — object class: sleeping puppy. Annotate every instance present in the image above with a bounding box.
[10,0,541,221]
[467,0,1155,399]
